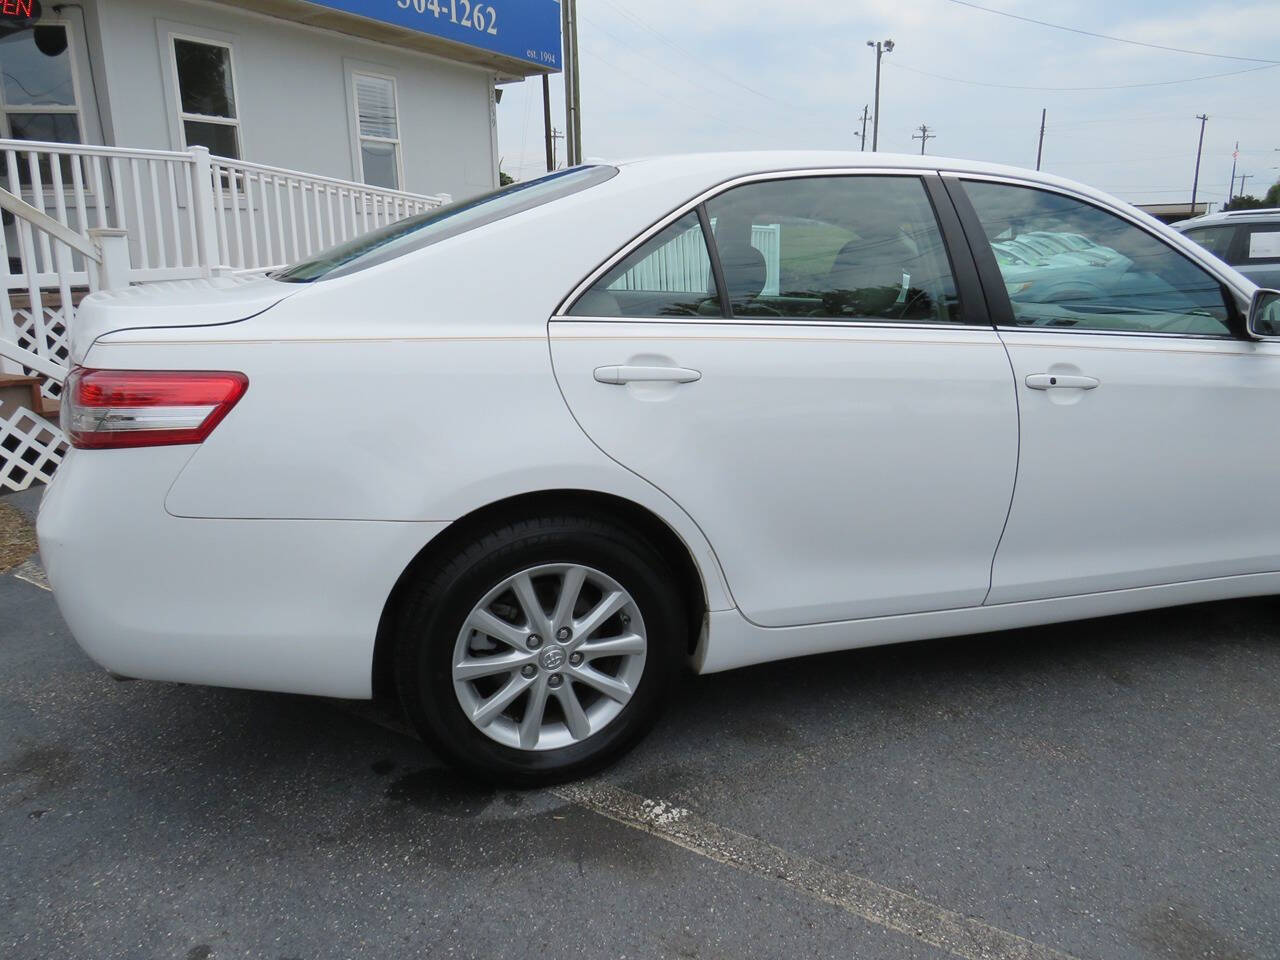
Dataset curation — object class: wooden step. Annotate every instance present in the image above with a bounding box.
[0,373,60,421]
[9,287,91,313]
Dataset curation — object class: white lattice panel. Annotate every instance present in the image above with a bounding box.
[0,406,66,493]
[12,303,70,399]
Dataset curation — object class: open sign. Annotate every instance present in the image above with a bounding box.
[0,0,41,30]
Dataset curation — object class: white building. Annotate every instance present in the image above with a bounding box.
[0,0,561,199]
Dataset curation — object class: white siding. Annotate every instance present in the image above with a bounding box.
[89,0,496,200]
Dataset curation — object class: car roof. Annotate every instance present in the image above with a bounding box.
[613,150,1080,188]
[599,151,1163,225]
[1173,208,1280,229]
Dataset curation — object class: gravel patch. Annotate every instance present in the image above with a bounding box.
[0,500,37,573]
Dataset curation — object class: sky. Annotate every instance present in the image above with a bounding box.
[494,0,1280,209]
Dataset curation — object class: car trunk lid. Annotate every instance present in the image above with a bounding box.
[70,275,298,364]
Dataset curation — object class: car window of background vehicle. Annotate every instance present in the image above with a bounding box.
[1182,225,1237,262]
[703,176,963,323]
[963,181,1233,336]
[275,164,618,283]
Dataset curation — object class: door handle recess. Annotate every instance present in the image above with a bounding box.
[594,365,702,385]
[1026,373,1100,391]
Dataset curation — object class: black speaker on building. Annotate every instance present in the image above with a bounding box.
[34,23,67,56]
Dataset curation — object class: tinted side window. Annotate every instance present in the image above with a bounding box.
[703,176,963,323]
[1244,225,1280,264]
[963,181,1232,336]
[570,211,721,318]
[1182,225,1237,262]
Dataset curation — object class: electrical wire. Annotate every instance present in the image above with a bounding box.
[887,60,1280,91]
[594,0,782,103]
[944,0,1280,64]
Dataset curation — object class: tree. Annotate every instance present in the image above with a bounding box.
[499,170,515,187]
[1225,194,1266,211]
[1266,180,1280,207]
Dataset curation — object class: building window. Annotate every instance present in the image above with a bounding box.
[353,73,401,190]
[0,24,82,149]
[173,36,240,159]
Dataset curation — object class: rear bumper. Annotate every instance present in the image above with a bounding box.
[37,448,446,699]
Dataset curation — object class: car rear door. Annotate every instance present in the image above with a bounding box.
[948,175,1280,605]
[549,171,1019,628]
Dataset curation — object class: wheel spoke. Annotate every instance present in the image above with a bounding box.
[569,664,633,703]
[572,589,628,644]
[555,682,591,740]
[512,573,548,634]
[471,673,534,728]
[551,567,587,635]
[518,676,550,750]
[454,650,532,682]
[580,633,646,659]
[468,609,528,651]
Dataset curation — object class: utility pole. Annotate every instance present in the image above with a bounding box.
[857,104,871,151]
[542,74,554,173]
[569,0,582,163]
[550,128,564,170]
[912,123,934,155]
[1035,108,1047,171]
[1237,173,1252,199]
[560,0,582,166]
[865,39,894,151]
[1227,141,1238,205]
[1191,114,1208,214]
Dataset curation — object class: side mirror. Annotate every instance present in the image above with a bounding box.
[1246,288,1280,339]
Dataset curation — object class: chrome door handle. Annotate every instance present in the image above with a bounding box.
[1026,373,1100,391]
[594,365,702,385]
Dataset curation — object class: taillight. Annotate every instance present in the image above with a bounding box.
[64,368,249,450]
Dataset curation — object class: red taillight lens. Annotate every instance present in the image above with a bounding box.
[64,368,249,450]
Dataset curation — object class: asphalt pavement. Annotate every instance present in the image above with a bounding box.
[2,487,1278,960]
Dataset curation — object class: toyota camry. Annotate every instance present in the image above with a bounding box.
[37,152,1280,783]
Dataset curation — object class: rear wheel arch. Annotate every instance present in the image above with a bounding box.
[372,489,709,703]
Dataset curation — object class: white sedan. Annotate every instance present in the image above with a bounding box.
[37,152,1280,783]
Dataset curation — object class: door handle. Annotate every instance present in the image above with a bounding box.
[1026,373,1100,391]
[594,365,702,385]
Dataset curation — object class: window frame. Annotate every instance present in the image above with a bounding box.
[943,173,1250,341]
[560,168,986,328]
[0,19,85,146]
[168,31,243,159]
[350,69,403,191]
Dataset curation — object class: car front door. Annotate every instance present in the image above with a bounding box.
[950,176,1280,605]
[549,172,1019,627]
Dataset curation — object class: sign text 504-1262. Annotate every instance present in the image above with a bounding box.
[398,0,499,36]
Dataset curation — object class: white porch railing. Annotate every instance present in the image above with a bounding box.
[0,139,450,491]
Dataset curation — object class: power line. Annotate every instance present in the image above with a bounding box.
[577,23,834,133]
[578,47,772,137]
[887,60,1280,91]
[944,0,1280,64]
[595,0,782,102]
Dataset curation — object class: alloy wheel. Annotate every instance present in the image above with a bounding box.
[451,563,648,751]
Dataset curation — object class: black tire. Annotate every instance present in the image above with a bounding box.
[394,513,687,786]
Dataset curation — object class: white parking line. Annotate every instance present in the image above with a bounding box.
[11,559,51,592]
[554,781,1082,960]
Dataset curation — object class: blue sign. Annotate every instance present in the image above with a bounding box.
[307,0,561,71]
